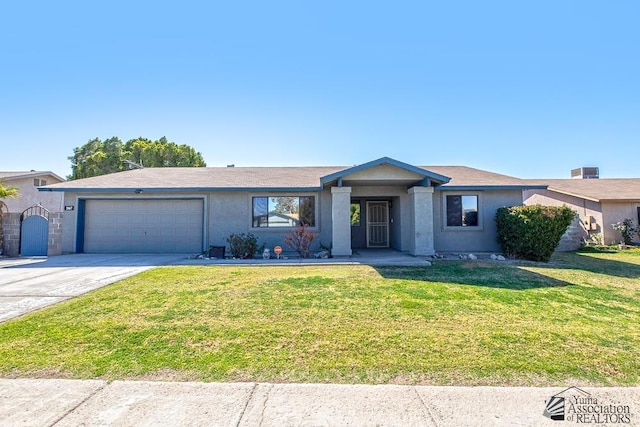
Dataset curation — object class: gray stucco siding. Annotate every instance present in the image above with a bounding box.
[58,186,527,256]
[433,189,523,253]
[208,190,329,255]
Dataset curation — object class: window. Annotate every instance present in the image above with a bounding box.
[33,179,40,186]
[350,202,361,226]
[252,196,315,227]
[40,180,47,186]
[446,195,479,227]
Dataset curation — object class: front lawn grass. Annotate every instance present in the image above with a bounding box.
[0,251,639,385]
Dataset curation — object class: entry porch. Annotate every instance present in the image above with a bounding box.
[321,158,449,257]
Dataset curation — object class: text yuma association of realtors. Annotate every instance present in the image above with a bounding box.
[566,395,631,424]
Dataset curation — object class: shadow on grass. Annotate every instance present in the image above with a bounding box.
[375,250,640,290]
[374,261,570,290]
[544,250,640,279]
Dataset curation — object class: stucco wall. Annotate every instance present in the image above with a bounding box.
[433,189,523,253]
[601,202,640,244]
[207,190,329,256]
[523,189,603,245]
[61,192,77,253]
[2,175,64,214]
[206,185,421,255]
[344,164,424,181]
[524,190,640,245]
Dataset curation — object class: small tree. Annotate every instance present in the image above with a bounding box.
[495,205,576,262]
[285,225,318,258]
[612,219,638,245]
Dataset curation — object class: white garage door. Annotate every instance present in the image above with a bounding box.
[83,199,204,253]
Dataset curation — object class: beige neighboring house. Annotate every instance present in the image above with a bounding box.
[524,168,640,248]
[0,171,65,213]
[0,171,65,256]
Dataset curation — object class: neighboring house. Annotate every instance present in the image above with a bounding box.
[40,157,546,256]
[524,173,640,247]
[0,171,65,257]
[0,171,65,213]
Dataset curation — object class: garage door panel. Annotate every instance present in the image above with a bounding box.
[83,199,203,253]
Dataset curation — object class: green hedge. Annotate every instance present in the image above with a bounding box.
[495,205,576,262]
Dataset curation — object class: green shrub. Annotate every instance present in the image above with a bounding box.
[495,205,576,262]
[226,233,262,259]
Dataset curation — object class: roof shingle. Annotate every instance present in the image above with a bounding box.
[525,178,640,202]
[41,164,539,191]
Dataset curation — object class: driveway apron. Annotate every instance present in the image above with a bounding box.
[0,254,185,323]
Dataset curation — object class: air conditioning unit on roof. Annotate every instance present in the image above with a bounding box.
[571,167,599,179]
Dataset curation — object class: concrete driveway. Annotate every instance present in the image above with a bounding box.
[0,254,187,323]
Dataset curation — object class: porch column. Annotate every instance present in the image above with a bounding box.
[331,186,352,256]
[408,186,435,256]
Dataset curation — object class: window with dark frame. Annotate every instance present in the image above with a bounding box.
[252,196,316,227]
[446,195,479,227]
[350,202,361,226]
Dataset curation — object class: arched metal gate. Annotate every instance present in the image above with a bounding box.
[20,205,49,256]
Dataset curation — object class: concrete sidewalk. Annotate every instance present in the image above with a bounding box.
[1,379,638,426]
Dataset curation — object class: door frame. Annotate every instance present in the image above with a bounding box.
[366,201,389,248]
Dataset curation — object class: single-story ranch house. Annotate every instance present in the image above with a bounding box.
[36,157,549,257]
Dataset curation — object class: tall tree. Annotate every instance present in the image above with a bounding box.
[68,136,206,179]
[0,180,19,254]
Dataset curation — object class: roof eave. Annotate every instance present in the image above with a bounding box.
[544,187,601,203]
[438,185,548,191]
[38,186,323,193]
[4,171,66,182]
[599,198,640,203]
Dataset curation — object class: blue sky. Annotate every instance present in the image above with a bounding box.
[1,1,638,179]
